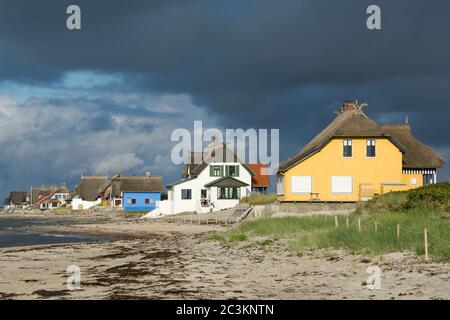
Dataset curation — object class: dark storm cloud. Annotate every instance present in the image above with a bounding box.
[3,1,449,128]
[0,0,449,193]
[2,0,450,85]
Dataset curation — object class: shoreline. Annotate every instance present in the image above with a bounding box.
[0,214,449,300]
[0,212,225,250]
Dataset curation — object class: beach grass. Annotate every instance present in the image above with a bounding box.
[217,183,450,261]
[224,211,450,261]
[239,193,277,205]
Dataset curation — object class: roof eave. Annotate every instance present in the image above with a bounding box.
[278,134,407,173]
[204,176,250,188]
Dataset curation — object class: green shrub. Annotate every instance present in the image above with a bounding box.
[356,182,450,215]
[405,182,450,210]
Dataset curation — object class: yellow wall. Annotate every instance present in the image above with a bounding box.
[281,138,407,202]
[401,173,423,188]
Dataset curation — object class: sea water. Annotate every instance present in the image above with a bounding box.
[0,217,114,248]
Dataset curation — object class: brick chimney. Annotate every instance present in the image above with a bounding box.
[342,101,356,112]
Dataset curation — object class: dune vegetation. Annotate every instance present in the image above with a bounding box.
[210,182,450,261]
[239,193,277,205]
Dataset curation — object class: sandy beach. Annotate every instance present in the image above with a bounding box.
[0,214,449,300]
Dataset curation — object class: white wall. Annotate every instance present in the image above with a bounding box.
[72,197,101,210]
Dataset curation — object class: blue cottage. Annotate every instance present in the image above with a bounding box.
[123,191,160,211]
[111,175,163,211]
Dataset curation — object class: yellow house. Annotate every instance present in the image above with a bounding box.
[277,101,444,202]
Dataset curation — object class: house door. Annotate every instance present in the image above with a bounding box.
[359,183,374,201]
[423,174,434,185]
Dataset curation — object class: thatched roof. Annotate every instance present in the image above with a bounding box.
[6,191,29,205]
[51,185,69,194]
[97,181,111,197]
[109,176,163,198]
[31,186,52,204]
[380,124,444,169]
[66,191,77,201]
[75,176,108,201]
[31,184,69,204]
[31,185,63,204]
[278,104,444,171]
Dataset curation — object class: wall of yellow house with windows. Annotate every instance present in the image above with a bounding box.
[280,138,406,202]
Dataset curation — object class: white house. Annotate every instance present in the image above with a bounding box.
[50,186,70,204]
[33,184,70,210]
[149,140,254,216]
[3,191,29,209]
[71,176,108,210]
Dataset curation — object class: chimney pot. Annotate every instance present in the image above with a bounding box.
[342,101,356,112]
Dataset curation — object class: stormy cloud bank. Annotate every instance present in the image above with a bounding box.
[0,0,449,200]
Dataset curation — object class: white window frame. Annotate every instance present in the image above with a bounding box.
[181,189,192,200]
[291,176,312,194]
[343,139,352,158]
[411,177,418,186]
[366,139,376,158]
[213,165,221,177]
[331,176,353,194]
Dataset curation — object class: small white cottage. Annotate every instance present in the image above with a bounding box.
[152,140,254,215]
[71,176,108,210]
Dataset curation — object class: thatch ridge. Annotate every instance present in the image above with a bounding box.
[278,105,443,171]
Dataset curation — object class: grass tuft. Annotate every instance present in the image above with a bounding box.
[206,233,226,242]
[240,193,277,205]
[228,233,248,242]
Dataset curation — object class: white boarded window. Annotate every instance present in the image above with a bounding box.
[291,176,312,193]
[331,176,353,194]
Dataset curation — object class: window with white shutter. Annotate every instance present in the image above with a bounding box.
[291,176,312,193]
[331,176,353,194]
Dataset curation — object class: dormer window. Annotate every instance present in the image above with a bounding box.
[226,165,239,177]
[343,139,352,157]
[366,139,376,157]
[210,165,221,177]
